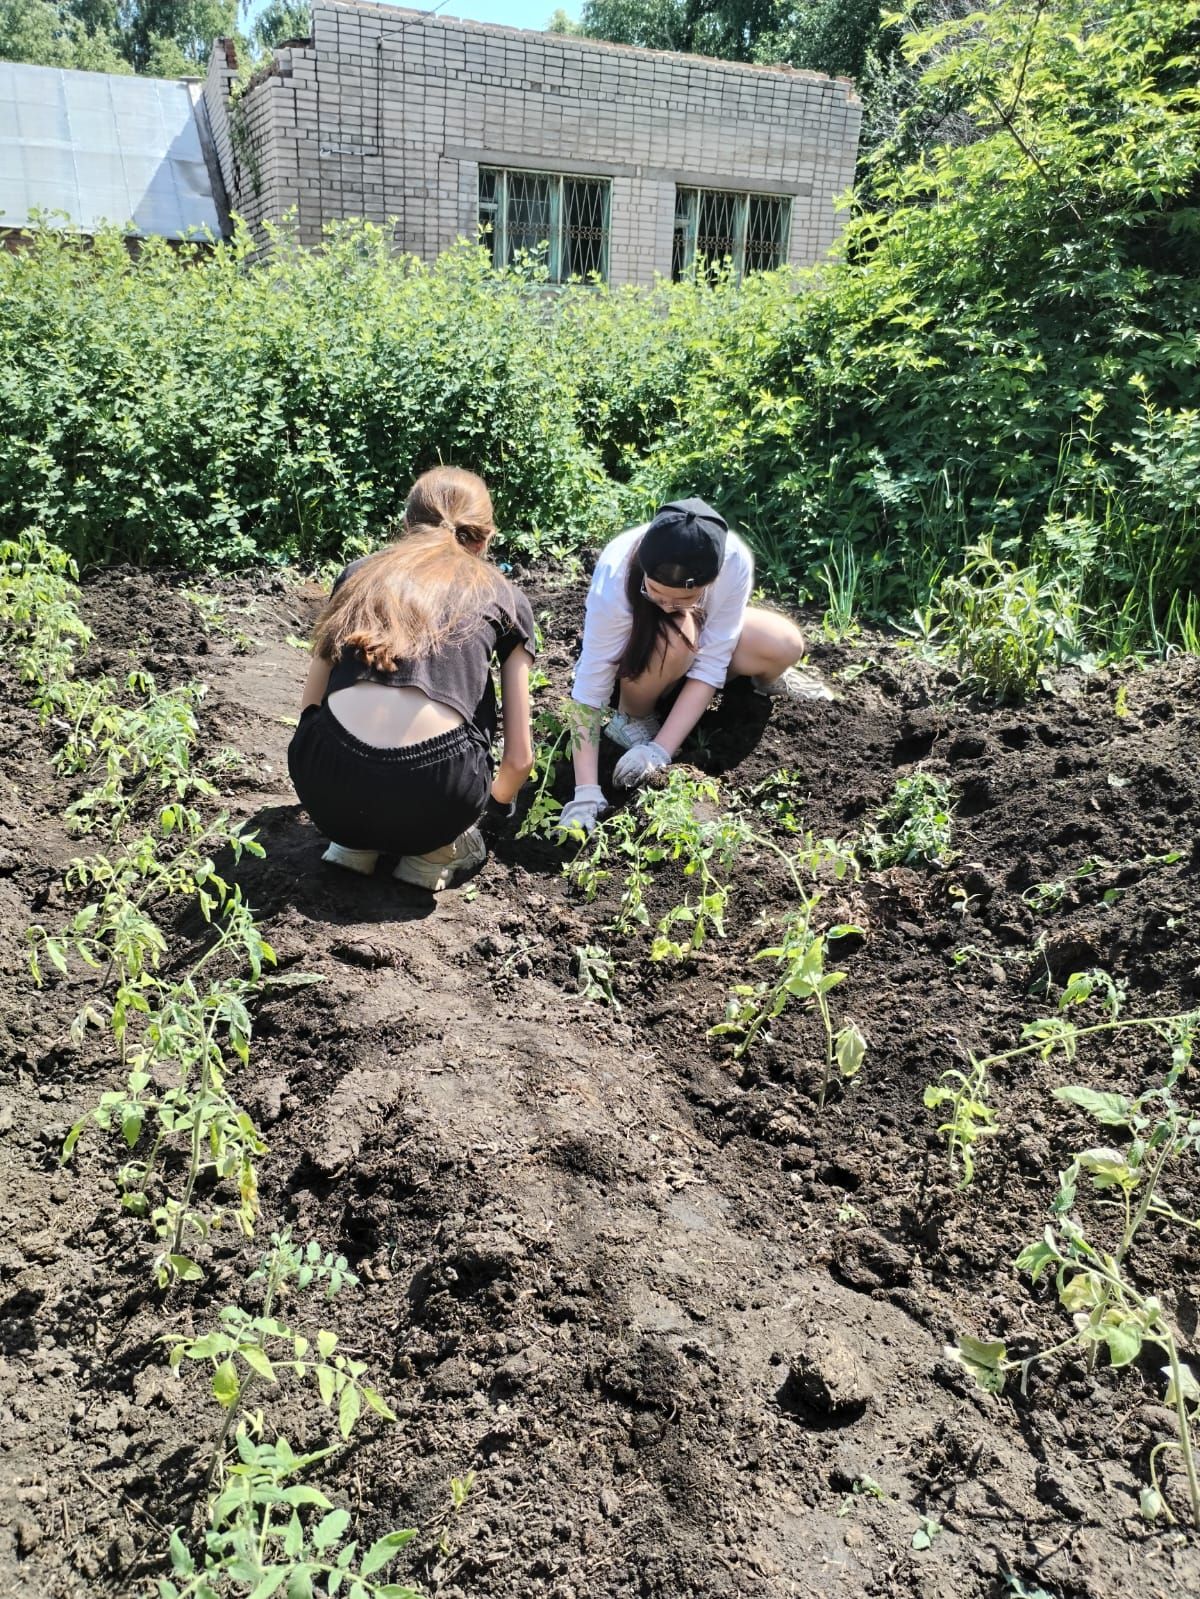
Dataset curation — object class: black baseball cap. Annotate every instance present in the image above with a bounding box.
[637,498,728,589]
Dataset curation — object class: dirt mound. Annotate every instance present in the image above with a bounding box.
[2,565,1198,1599]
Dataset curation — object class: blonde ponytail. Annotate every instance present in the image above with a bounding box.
[312,468,516,669]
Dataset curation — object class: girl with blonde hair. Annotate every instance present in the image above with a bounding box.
[289,467,535,891]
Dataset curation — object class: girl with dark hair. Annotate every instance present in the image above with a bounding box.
[289,467,536,890]
[560,498,827,836]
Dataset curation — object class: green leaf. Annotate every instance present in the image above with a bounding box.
[240,1344,277,1383]
[338,1381,361,1439]
[316,1328,338,1359]
[247,1570,289,1599]
[280,1486,332,1510]
[361,1385,396,1420]
[212,1358,240,1409]
[61,1119,87,1163]
[311,1508,351,1553]
[361,1530,414,1578]
[1075,1147,1136,1191]
[834,1022,866,1080]
[316,1363,336,1407]
[287,1571,314,1599]
[168,1254,203,1282]
[949,1334,1007,1392]
[1163,1361,1200,1407]
[911,1515,941,1550]
[1053,1086,1132,1127]
[168,1530,194,1577]
[1059,1272,1102,1313]
[1015,1231,1059,1281]
[283,1511,304,1559]
[1102,1319,1142,1368]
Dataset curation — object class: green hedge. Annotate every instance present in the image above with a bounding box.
[0,225,616,567]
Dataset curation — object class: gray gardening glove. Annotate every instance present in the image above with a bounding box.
[557,784,609,839]
[613,741,670,789]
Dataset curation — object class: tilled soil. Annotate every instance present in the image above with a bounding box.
[1,564,1199,1599]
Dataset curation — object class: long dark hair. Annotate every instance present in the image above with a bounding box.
[312,467,516,669]
[616,537,700,682]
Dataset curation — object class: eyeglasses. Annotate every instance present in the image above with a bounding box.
[640,579,709,612]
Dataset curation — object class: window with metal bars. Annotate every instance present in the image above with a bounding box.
[478,167,611,283]
[673,187,791,282]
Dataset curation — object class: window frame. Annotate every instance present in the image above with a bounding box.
[673,185,792,281]
[478,165,612,284]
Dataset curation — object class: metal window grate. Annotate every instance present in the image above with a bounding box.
[745,194,790,275]
[673,187,697,280]
[562,177,609,280]
[478,166,610,283]
[673,185,791,282]
[478,166,500,267]
[504,170,555,268]
[696,189,741,272]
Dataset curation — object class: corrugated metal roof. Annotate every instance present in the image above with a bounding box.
[0,61,222,238]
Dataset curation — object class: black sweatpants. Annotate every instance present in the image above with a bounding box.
[288,702,491,857]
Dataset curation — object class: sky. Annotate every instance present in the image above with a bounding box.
[241,0,582,34]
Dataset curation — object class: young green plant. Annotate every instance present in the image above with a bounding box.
[711,895,866,1107]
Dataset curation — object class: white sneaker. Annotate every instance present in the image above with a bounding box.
[752,666,835,702]
[322,842,380,874]
[394,826,486,891]
[605,711,662,750]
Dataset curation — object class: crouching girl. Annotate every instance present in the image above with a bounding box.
[289,467,535,891]
[560,497,827,836]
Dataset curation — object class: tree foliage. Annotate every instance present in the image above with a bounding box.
[0,0,260,75]
[559,0,982,157]
[0,0,130,70]
[561,0,792,61]
[245,0,309,55]
[635,0,1200,640]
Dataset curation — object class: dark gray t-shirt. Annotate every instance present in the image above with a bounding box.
[326,556,536,742]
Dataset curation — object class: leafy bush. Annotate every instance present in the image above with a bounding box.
[633,0,1200,646]
[932,540,1085,701]
[0,223,610,568]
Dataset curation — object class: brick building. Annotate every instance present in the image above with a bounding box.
[203,0,861,285]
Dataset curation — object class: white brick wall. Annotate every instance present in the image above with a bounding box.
[204,0,862,279]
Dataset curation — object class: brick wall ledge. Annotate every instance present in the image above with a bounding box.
[323,0,861,98]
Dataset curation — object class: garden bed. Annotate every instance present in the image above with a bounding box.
[1,561,1198,1599]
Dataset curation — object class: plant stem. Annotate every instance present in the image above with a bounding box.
[979,1012,1195,1073]
[170,1011,222,1262]
[1116,1136,1173,1265]
[1161,1330,1200,1530]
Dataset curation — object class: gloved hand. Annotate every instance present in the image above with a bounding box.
[556,784,609,839]
[484,793,517,826]
[613,741,670,789]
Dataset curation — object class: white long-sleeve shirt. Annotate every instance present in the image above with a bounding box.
[571,524,755,710]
